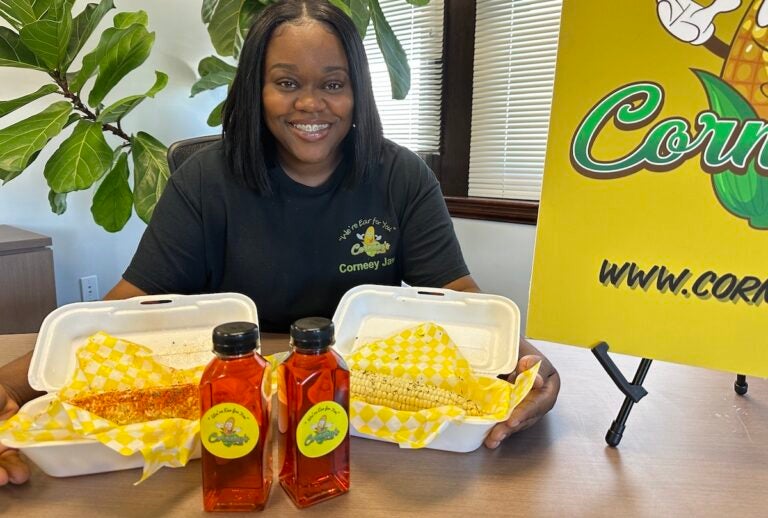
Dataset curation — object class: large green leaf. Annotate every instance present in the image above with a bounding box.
[191,55,236,97]
[202,0,219,23]
[131,131,169,223]
[404,0,430,6]
[44,119,113,192]
[0,26,46,70]
[207,99,224,127]
[368,0,409,100]
[48,189,67,214]
[0,0,38,29]
[207,0,243,57]
[69,13,153,97]
[113,10,147,29]
[97,70,168,123]
[0,100,71,172]
[19,0,73,70]
[91,151,132,231]
[88,23,155,107]
[0,84,58,118]
[63,0,115,70]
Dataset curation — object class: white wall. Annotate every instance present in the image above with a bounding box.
[0,1,538,328]
[0,1,225,305]
[453,219,536,333]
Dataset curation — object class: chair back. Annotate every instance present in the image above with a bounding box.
[166,135,222,173]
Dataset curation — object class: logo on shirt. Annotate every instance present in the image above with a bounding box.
[337,217,397,274]
[351,225,390,257]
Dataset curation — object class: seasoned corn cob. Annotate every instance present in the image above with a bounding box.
[351,370,482,416]
[722,0,768,118]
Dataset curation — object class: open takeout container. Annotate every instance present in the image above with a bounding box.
[332,284,520,452]
[1,293,258,477]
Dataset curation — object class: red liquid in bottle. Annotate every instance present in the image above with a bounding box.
[200,322,272,512]
[278,317,350,508]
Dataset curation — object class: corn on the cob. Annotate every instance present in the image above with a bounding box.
[350,370,482,416]
[722,0,768,118]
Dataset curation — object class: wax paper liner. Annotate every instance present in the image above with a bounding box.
[348,322,539,448]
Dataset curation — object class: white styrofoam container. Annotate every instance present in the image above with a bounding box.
[332,284,520,453]
[2,293,258,477]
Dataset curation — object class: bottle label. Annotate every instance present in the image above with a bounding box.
[201,403,259,459]
[297,401,348,458]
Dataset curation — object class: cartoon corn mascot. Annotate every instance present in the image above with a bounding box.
[658,1,768,113]
[657,0,768,228]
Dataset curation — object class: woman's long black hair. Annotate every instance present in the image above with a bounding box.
[222,0,384,193]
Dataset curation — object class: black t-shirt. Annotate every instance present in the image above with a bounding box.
[124,139,469,332]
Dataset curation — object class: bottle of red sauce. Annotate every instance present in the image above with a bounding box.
[278,317,350,508]
[199,322,272,512]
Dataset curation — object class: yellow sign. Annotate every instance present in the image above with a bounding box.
[201,403,259,459]
[297,401,348,458]
[528,0,768,377]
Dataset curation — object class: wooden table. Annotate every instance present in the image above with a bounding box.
[1,333,766,517]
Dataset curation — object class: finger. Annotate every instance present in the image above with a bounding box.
[532,373,544,390]
[0,449,31,485]
[657,1,675,25]
[484,422,512,449]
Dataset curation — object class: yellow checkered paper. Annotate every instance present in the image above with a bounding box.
[348,322,539,449]
[0,332,204,483]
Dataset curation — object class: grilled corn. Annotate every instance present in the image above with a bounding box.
[351,370,482,415]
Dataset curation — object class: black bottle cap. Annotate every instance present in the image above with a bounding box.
[290,317,335,349]
[212,322,260,355]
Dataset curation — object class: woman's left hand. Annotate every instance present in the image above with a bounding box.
[484,354,560,449]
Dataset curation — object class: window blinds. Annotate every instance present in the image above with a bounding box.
[468,0,562,200]
[362,0,444,153]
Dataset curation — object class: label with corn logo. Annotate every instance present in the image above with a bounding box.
[201,403,259,459]
[297,401,348,458]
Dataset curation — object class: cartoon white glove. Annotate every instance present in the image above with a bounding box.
[656,0,741,45]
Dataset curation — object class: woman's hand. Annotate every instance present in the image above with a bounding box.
[0,384,31,486]
[484,354,561,449]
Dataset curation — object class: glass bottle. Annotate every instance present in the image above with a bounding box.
[278,317,350,508]
[199,322,272,512]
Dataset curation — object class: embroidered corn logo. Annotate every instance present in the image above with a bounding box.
[351,226,390,257]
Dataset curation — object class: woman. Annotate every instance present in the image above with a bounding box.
[0,0,559,485]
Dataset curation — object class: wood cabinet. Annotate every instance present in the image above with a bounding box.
[0,225,57,334]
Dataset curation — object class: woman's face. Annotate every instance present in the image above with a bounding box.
[262,21,354,181]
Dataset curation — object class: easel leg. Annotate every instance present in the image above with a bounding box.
[735,374,748,395]
[605,358,653,447]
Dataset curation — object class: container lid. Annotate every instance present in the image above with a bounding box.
[290,317,335,349]
[213,321,260,355]
[332,285,520,377]
[29,293,258,392]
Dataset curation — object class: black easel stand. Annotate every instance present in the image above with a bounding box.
[735,374,748,395]
[591,342,652,447]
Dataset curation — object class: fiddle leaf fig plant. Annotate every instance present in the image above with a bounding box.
[0,0,170,232]
[193,0,426,126]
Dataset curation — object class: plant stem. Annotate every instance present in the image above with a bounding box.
[51,73,131,142]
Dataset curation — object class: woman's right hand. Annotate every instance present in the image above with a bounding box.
[0,384,30,486]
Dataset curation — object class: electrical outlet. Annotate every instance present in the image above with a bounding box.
[80,275,100,302]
